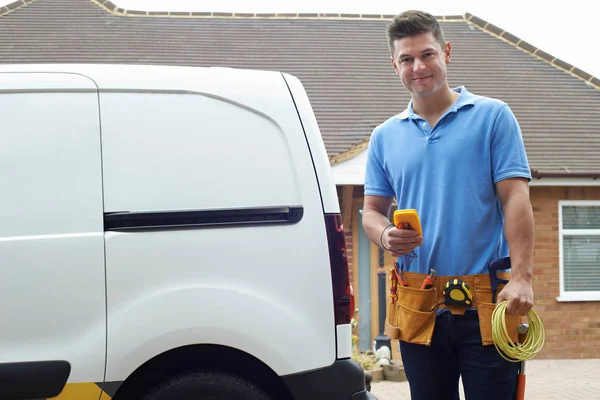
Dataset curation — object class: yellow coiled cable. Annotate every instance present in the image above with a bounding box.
[491,300,545,362]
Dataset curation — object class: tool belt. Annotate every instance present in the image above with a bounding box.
[384,270,522,346]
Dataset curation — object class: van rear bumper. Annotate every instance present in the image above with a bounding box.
[281,358,373,400]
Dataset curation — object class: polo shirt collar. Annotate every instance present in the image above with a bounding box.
[397,86,475,120]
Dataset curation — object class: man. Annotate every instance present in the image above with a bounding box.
[362,10,535,400]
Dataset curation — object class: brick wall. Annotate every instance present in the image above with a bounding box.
[530,186,600,359]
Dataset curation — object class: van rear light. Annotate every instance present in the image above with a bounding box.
[324,213,355,325]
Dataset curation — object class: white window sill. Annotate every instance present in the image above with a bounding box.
[556,292,600,302]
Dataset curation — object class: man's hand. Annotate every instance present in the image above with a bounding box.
[496,279,534,315]
[361,195,423,257]
[381,225,423,257]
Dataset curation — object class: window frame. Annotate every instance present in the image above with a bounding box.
[557,200,600,302]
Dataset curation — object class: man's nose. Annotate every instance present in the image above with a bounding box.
[413,58,426,72]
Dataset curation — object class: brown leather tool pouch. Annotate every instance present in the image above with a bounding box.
[386,284,437,346]
[475,284,522,346]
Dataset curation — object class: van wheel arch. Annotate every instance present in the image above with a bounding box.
[111,344,293,400]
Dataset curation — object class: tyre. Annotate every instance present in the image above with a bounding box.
[142,371,272,400]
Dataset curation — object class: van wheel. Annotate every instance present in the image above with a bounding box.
[142,371,272,400]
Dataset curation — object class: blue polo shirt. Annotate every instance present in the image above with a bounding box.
[364,86,531,276]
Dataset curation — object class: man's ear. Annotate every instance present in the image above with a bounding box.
[391,56,400,75]
[444,42,452,65]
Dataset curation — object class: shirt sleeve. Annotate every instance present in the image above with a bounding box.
[364,130,395,196]
[490,104,532,184]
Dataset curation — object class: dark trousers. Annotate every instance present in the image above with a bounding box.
[399,310,519,400]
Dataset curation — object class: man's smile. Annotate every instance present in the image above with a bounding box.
[413,75,433,82]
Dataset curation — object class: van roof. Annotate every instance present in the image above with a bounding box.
[0,63,286,92]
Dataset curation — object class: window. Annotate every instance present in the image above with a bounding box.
[558,201,600,301]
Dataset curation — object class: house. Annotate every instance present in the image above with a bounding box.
[2,0,599,360]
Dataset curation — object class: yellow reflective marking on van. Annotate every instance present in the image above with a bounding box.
[48,382,112,399]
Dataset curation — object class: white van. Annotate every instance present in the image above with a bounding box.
[0,64,371,400]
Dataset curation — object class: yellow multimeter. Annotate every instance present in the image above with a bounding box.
[393,209,422,236]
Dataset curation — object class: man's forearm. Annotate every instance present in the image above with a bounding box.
[503,192,535,283]
[362,209,392,250]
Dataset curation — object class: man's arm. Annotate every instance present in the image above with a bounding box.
[362,195,422,257]
[496,177,535,315]
[362,195,394,247]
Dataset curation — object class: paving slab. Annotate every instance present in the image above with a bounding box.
[370,359,600,400]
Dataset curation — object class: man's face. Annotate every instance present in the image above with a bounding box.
[391,32,451,99]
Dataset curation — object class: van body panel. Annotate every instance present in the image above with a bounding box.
[336,324,353,359]
[0,72,106,397]
[0,71,97,91]
[102,206,335,378]
[98,91,301,212]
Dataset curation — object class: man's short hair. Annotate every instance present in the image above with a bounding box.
[386,10,447,56]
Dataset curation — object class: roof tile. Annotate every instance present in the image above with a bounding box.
[553,58,574,72]
[500,31,520,44]
[125,10,146,16]
[571,68,592,81]
[466,14,487,28]
[517,40,537,53]
[482,22,504,36]
[534,49,555,62]
[442,15,465,20]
